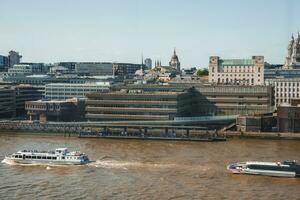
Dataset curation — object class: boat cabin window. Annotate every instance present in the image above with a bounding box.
[62,156,65,159]
[47,157,51,159]
[32,156,36,159]
[42,156,46,159]
[283,161,297,165]
[247,164,291,171]
[52,157,57,160]
[37,156,41,159]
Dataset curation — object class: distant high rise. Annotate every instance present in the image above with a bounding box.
[144,58,152,69]
[8,50,22,68]
[169,49,180,72]
[284,33,300,69]
[55,62,77,72]
[75,62,114,76]
[0,55,8,71]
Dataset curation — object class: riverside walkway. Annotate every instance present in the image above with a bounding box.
[0,115,237,135]
[0,120,227,142]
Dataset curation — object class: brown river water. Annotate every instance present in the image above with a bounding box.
[0,133,300,200]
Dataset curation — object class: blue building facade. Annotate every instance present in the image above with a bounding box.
[0,55,8,71]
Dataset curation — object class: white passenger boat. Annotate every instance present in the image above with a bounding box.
[227,160,300,177]
[5,148,90,165]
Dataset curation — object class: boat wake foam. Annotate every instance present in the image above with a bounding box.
[1,158,16,166]
[2,157,209,172]
[87,160,178,170]
[87,159,207,171]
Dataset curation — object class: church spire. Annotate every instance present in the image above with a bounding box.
[285,32,300,68]
[141,53,144,70]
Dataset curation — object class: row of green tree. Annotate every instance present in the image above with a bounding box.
[196,68,208,76]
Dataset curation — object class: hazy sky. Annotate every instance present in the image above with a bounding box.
[0,0,299,68]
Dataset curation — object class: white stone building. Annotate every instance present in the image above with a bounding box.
[266,78,300,107]
[8,64,32,75]
[208,56,264,85]
[45,82,110,100]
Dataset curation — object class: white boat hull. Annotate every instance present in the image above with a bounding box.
[5,157,89,165]
[243,169,296,177]
[3,148,90,166]
[227,161,299,178]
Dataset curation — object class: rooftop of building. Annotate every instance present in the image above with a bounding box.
[26,74,51,78]
[90,75,115,79]
[0,85,13,89]
[12,64,32,67]
[27,98,78,104]
[14,84,38,88]
[267,77,300,81]
[120,82,270,88]
[277,103,300,108]
[46,82,111,86]
[87,91,184,97]
[220,59,255,66]
[75,62,113,64]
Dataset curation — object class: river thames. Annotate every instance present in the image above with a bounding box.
[0,133,300,200]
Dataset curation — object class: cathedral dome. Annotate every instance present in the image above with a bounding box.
[172,54,178,60]
[171,50,179,61]
[169,49,181,71]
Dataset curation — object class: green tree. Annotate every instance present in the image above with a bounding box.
[196,68,208,76]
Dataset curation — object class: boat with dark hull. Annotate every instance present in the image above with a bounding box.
[227,160,300,177]
[5,148,90,165]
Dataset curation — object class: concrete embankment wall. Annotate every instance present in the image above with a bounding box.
[0,121,300,140]
[224,131,300,140]
[0,121,81,136]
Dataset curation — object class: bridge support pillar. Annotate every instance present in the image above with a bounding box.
[144,128,148,137]
[104,126,108,135]
[186,129,190,138]
[123,127,127,136]
[172,128,175,137]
